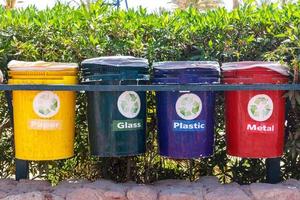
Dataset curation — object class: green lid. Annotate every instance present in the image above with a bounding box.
[81,56,148,69]
[81,56,149,82]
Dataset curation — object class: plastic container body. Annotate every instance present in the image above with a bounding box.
[87,89,146,156]
[156,91,216,158]
[81,56,149,157]
[9,70,77,161]
[154,61,220,159]
[223,62,289,158]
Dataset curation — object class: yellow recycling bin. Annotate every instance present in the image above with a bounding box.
[8,60,78,160]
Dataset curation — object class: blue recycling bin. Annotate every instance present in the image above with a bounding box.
[153,61,220,159]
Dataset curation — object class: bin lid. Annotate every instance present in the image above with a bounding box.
[81,56,149,82]
[153,61,220,84]
[221,61,289,76]
[8,60,78,71]
[81,56,148,69]
[153,61,220,71]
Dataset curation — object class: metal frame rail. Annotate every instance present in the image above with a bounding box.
[3,83,297,183]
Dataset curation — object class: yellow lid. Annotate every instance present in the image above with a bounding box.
[8,60,78,71]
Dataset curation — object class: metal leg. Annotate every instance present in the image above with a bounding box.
[15,159,29,180]
[266,158,281,184]
[5,91,29,180]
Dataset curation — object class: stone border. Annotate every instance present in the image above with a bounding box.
[0,176,299,200]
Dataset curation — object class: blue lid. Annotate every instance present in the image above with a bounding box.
[153,61,220,84]
[153,61,219,71]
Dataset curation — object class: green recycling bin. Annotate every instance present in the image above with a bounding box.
[81,56,149,157]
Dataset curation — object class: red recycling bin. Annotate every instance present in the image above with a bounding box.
[222,61,290,158]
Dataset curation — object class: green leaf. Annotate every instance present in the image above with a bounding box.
[208,40,213,48]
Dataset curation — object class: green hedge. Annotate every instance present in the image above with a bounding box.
[0,0,300,184]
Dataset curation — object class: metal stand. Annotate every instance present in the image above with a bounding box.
[266,158,281,184]
[2,83,292,182]
[15,159,29,180]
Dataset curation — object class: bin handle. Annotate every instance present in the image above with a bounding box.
[153,77,219,84]
[82,74,150,83]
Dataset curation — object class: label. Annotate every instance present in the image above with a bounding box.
[117,91,141,119]
[33,91,60,118]
[247,94,273,122]
[246,123,274,132]
[29,119,62,130]
[175,93,202,120]
[112,119,143,132]
[173,120,206,132]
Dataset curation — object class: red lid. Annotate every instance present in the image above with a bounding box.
[222,61,290,76]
